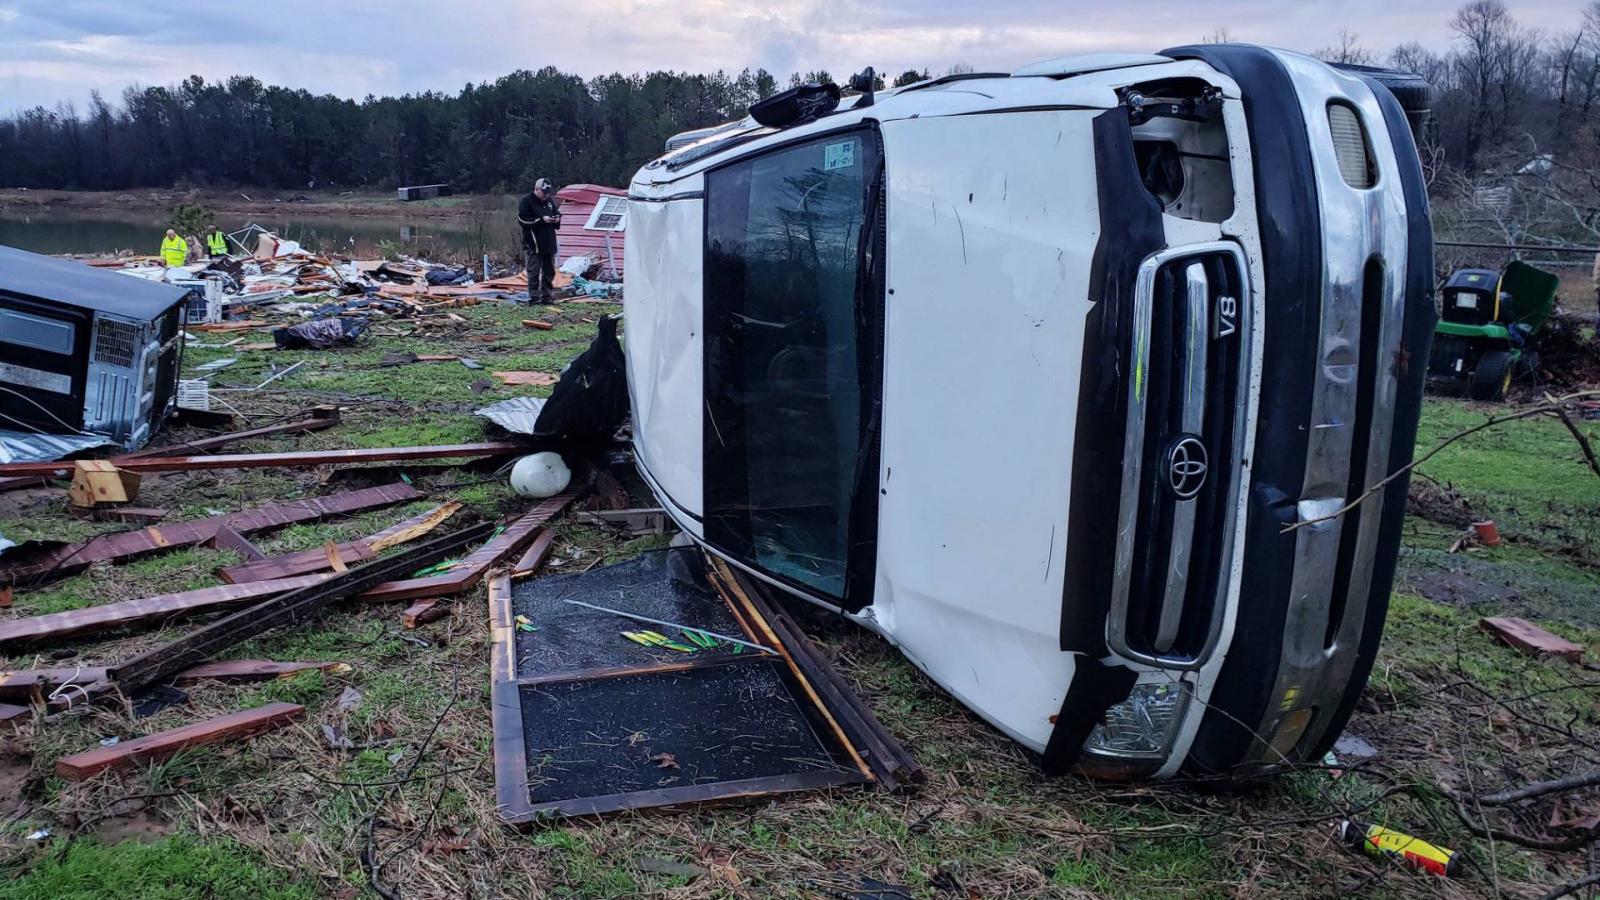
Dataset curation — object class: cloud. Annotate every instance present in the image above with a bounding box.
[0,0,1587,114]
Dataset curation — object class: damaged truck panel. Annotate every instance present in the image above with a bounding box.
[871,110,1104,752]
[626,45,1433,779]
[625,185,708,526]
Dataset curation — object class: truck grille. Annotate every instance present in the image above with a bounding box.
[1107,243,1250,668]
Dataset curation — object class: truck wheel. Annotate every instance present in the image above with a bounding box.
[1469,350,1513,401]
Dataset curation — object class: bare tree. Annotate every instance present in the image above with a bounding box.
[1202,26,1232,45]
[1316,28,1376,66]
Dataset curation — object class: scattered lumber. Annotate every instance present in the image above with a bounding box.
[217,501,462,584]
[110,522,498,694]
[171,659,344,685]
[491,371,558,387]
[0,443,524,478]
[208,526,266,561]
[55,702,305,780]
[0,482,423,586]
[712,558,925,792]
[402,599,449,628]
[522,319,555,331]
[0,575,328,648]
[360,489,580,604]
[0,660,341,699]
[118,407,340,461]
[1481,617,1586,661]
[511,529,556,577]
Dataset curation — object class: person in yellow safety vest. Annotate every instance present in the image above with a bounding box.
[206,227,227,257]
[160,228,188,268]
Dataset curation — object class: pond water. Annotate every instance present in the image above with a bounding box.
[0,207,523,261]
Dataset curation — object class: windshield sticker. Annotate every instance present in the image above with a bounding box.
[823,141,856,171]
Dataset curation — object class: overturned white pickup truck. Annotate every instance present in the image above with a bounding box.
[623,44,1436,778]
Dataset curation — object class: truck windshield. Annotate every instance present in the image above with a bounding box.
[702,127,883,603]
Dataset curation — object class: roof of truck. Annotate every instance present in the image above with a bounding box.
[0,243,189,320]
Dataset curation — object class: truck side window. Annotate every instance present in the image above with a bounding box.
[702,130,881,601]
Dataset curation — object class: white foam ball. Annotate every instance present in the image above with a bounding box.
[510,452,571,498]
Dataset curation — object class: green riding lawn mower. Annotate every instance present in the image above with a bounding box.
[1428,260,1561,401]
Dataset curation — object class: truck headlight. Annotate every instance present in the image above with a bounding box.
[1082,682,1188,760]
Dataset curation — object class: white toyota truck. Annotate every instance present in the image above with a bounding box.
[622,44,1436,778]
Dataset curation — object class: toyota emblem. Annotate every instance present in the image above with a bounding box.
[1165,436,1209,500]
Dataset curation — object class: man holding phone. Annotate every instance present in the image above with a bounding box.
[518,177,561,303]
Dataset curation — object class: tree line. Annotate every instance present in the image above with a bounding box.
[0,1,1597,202]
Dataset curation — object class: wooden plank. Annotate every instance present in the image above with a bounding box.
[0,443,524,478]
[110,523,496,694]
[0,666,108,699]
[511,529,556,577]
[171,659,343,685]
[218,542,375,584]
[491,371,558,387]
[0,410,342,482]
[591,467,630,511]
[55,703,304,780]
[218,501,463,584]
[361,489,580,604]
[0,483,423,586]
[510,769,867,825]
[487,575,535,823]
[0,659,342,698]
[729,563,922,787]
[402,599,450,628]
[1480,617,1586,661]
[209,526,266,562]
[0,575,328,648]
[707,559,873,784]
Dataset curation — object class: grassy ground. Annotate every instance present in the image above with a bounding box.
[0,300,1596,899]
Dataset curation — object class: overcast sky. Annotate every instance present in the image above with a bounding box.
[0,0,1585,115]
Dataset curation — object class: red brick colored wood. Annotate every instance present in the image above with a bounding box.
[55,702,305,780]
[0,575,328,648]
[360,489,579,604]
[1480,617,1585,661]
[0,483,423,586]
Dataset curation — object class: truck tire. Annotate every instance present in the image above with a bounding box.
[1470,350,1512,401]
[1332,64,1433,143]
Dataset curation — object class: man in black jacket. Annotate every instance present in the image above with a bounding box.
[518,178,561,303]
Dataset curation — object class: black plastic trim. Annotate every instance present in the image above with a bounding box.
[1041,108,1166,773]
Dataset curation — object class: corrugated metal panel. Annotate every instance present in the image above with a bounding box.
[555,185,627,275]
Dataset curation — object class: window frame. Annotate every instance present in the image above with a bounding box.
[698,122,888,612]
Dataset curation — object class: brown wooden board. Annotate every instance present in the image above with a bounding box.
[1480,616,1586,661]
[5,408,343,483]
[171,659,344,685]
[110,522,496,694]
[0,482,423,586]
[360,490,579,604]
[717,560,923,790]
[0,660,341,699]
[55,702,304,780]
[208,526,266,562]
[402,599,449,628]
[487,575,533,823]
[0,575,328,648]
[0,443,524,478]
[217,501,461,584]
[510,529,556,577]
